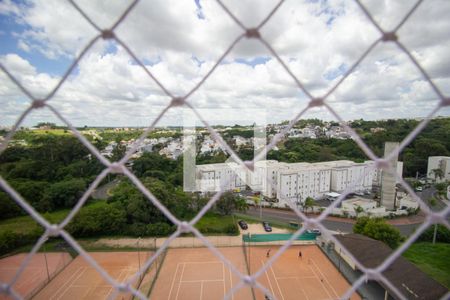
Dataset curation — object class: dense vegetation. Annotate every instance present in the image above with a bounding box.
[0,133,244,254]
[0,135,104,217]
[353,217,404,248]
[0,117,448,254]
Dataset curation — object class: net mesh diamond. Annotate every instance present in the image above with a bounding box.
[0,0,449,299]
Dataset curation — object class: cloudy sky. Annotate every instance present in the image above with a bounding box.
[0,0,449,127]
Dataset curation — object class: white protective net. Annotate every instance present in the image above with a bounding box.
[0,0,449,299]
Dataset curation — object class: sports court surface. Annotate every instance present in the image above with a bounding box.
[0,252,72,300]
[248,245,361,300]
[33,251,152,300]
[150,247,253,300]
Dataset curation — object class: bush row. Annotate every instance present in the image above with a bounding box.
[0,229,43,256]
[417,225,450,243]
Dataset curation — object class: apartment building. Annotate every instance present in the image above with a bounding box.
[427,156,450,182]
[195,159,392,208]
[195,162,247,192]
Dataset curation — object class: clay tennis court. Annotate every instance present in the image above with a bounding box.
[248,245,361,300]
[0,252,72,300]
[33,251,152,300]
[149,247,253,300]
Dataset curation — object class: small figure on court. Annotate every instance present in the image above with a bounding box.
[298,250,302,259]
[266,249,271,258]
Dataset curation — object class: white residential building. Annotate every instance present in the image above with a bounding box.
[195,162,246,192]
[276,162,331,204]
[195,159,390,208]
[427,156,450,182]
[234,136,249,147]
[200,136,221,154]
[329,161,374,193]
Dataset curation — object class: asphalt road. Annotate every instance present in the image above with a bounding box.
[241,207,419,236]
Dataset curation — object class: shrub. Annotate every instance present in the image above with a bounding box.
[67,202,126,237]
[353,217,404,248]
[146,223,174,236]
[0,228,43,256]
[225,224,239,235]
[418,225,450,243]
[125,223,148,236]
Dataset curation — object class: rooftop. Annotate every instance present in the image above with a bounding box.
[334,234,448,300]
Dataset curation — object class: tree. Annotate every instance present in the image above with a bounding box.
[354,205,364,217]
[108,177,191,225]
[215,191,247,215]
[43,178,86,209]
[234,196,249,212]
[303,197,315,213]
[67,202,126,237]
[353,217,403,248]
[429,168,444,182]
[0,192,24,218]
[216,192,236,216]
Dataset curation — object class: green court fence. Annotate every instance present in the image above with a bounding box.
[242,233,317,243]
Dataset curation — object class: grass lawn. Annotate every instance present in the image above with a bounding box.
[31,129,72,135]
[0,209,71,235]
[403,242,450,289]
[0,201,112,236]
[193,212,239,235]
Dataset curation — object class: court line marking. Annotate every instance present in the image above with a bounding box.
[166,261,228,300]
[49,266,85,300]
[229,264,234,300]
[269,264,285,300]
[307,260,333,300]
[310,258,339,299]
[275,276,317,279]
[105,268,126,299]
[261,260,275,300]
[174,263,186,300]
[222,261,226,296]
[182,261,222,264]
[70,285,112,287]
[180,279,224,283]
[294,277,310,300]
[200,281,204,300]
[167,263,180,300]
[57,267,89,300]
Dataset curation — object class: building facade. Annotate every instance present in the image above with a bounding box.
[427,156,450,183]
[195,159,404,208]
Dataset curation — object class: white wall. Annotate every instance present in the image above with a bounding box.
[427,156,450,182]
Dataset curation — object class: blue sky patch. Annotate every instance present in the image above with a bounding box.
[324,63,347,80]
[234,56,271,67]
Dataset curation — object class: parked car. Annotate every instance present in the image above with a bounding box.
[262,221,272,232]
[238,220,248,230]
[306,229,321,235]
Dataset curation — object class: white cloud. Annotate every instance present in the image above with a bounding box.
[0,0,449,127]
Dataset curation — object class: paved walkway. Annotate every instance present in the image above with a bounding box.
[94,232,315,249]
